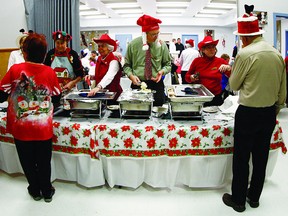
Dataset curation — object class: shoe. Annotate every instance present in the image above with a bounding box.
[44,187,55,203]
[246,188,260,208]
[28,190,42,201]
[247,197,260,208]
[222,193,246,213]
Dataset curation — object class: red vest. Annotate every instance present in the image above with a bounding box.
[95,52,122,100]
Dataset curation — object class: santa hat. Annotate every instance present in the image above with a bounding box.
[186,39,194,48]
[233,4,265,36]
[93,34,117,52]
[52,31,72,41]
[136,14,162,50]
[198,36,219,50]
[17,95,25,102]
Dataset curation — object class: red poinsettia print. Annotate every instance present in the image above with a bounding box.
[121,125,130,132]
[212,125,221,130]
[72,123,80,130]
[83,129,92,137]
[145,126,154,132]
[62,127,71,135]
[155,129,164,138]
[52,134,58,143]
[109,129,118,138]
[0,126,6,134]
[132,129,141,138]
[273,130,279,141]
[200,128,209,137]
[190,125,199,131]
[222,127,231,136]
[90,138,95,149]
[147,137,156,149]
[168,124,176,131]
[70,135,78,146]
[103,137,110,148]
[98,125,107,131]
[214,136,223,147]
[191,137,201,147]
[53,121,60,128]
[169,137,178,148]
[177,129,186,138]
[124,137,133,148]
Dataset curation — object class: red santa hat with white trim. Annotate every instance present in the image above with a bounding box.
[233,4,265,36]
[137,14,162,50]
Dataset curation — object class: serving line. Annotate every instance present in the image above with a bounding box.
[0,107,286,189]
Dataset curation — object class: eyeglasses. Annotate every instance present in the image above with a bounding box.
[148,32,160,37]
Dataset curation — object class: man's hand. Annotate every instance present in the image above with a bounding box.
[151,70,164,83]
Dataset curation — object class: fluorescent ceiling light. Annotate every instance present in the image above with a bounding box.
[79,5,90,10]
[156,2,190,7]
[105,3,139,9]
[121,14,143,18]
[207,3,237,9]
[82,15,109,19]
[114,9,142,14]
[157,9,185,13]
[157,13,182,17]
[201,9,228,14]
[194,14,219,18]
[80,11,102,16]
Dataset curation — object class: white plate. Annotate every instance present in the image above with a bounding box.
[202,106,219,113]
[107,105,120,110]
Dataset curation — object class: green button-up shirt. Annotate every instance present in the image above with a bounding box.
[123,36,171,80]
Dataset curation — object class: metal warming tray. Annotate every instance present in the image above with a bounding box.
[117,89,154,118]
[166,84,214,119]
[63,89,116,118]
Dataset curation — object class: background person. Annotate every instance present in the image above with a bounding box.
[185,35,231,107]
[178,39,200,84]
[44,31,84,91]
[123,14,171,107]
[7,29,32,70]
[0,33,62,203]
[222,5,287,213]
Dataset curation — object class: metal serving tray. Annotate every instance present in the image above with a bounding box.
[117,89,154,118]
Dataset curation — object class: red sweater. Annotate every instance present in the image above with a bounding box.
[185,56,228,95]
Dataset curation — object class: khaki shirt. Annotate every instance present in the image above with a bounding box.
[230,37,286,112]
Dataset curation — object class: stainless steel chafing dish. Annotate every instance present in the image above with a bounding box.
[166,84,214,119]
[64,89,116,118]
[117,89,154,118]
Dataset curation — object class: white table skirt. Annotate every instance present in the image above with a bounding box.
[0,142,105,188]
[100,149,279,189]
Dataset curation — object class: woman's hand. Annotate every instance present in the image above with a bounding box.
[87,86,101,97]
[219,64,231,73]
[190,72,200,82]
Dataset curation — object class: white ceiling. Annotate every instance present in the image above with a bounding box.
[79,0,237,27]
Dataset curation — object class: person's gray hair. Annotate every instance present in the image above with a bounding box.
[107,44,114,52]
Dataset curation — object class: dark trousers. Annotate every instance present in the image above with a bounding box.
[131,79,165,106]
[14,138,53,196]
[204,93,223,107]
[232,105,276,205]
[181,71,189,84]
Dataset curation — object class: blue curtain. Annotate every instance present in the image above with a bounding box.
[23,0,80,52]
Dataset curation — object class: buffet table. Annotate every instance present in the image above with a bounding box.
[0,106,286,189]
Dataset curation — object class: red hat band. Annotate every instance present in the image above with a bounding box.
[237,19,260,34]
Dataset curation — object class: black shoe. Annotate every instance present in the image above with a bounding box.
[222,193,246,213]
[28,190,42,201]
[247,197,260,208]
[44,187,55,203]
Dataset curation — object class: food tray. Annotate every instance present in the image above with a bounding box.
[166,84,214,103]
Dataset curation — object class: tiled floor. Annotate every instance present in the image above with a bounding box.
[0,149,287,216]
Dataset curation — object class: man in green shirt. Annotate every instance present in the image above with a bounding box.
[123,14,171,106]
[222,5,286,213]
